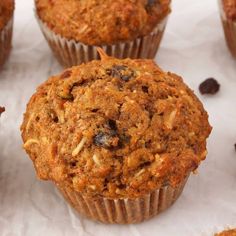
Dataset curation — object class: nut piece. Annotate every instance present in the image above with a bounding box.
[92,154,101,166]
[72,137,87,157]
[164,109,177,129]
[88,185,96,190]
[134,169,145,177]
[23,139,40,149]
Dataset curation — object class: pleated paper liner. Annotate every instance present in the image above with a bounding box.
[219,0,236,58]
[0,17,13,69]
[57,174,189,224]
[36,14,168,67]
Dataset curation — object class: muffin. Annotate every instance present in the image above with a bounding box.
[35,0,171,67]
[215,229,236,236]
[21,49,211,224]
[219,0,236,58]
[0,0,14,69]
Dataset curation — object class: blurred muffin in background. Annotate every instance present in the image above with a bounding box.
[215,229,236,236]
[35,0,171,67]
[0,0,14,69]
[219,0,236,58]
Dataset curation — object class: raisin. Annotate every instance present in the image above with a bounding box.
[0,107,5,115]
[234,144,236,152]
[146,0,156,10]
[142,86,149,93]
[147,0,155,5]
[107,119,117,130]
[60,70,72,79]
[120,133,131,144]
[91,108,99,113]
[93,131,119,149]
[53,117,59,123]
[106,65,135,82]
[57,82,79,100]
[94,120,130,149]
[70,161,77,167]
[199,78,220,95]
[49,110,59,123]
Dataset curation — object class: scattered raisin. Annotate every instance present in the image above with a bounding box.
[106,65,135,82]
[234,144,236,152]
[199,78,220,95]
[0,107,5,115]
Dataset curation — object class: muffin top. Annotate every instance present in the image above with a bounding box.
[0,0,14,30]
[21,50,211,199]
[215,229,236,236]
[35,0,171,45]
[223,0,236,21]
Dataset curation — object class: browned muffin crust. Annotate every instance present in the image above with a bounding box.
[215,229,236,236]
[21,51,211,199]
[0,0,14,30]
[223,0,236,21]
[35,0,171,45]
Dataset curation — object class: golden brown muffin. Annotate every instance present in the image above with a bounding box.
[21,50,211,200]
[223,0,236,21]
[215,229,236,236]
[0,0,14,30]
[35,0,171,45]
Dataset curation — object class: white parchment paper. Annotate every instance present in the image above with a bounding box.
[0,0,236,235]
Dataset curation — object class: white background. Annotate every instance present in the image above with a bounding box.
[0,0,236,235]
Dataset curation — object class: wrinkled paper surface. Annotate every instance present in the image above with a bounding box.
[0,0,236,235]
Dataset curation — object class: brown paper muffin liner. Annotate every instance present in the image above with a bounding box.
[57,174,189,224]
[36,14,169,67]
[0,17,13,69]
[219,0,236,58]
